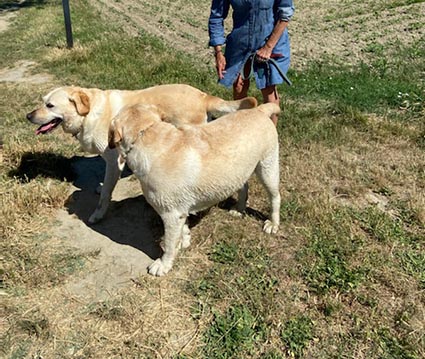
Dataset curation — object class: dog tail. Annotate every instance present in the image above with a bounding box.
[206,95,257,117]
[257,103,281,118]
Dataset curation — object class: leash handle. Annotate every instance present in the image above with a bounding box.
[240,53,292,86]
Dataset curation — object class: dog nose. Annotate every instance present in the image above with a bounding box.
[26,111,33,121]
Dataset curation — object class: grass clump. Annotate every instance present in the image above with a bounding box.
[298,210,366,294]
[204,305,264,359]
[286,39,424,118]
[280,315,314,358]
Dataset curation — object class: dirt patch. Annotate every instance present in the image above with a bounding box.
[93,0,214,67]
[0,8,53,84]
[0,60,53,84]
[0,11,16,32]
[291,1,425,68]
[54,156,162,301]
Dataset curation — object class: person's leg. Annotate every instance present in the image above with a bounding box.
[233,58,252,100]
[233,74,250,100]
[261,85,280,126]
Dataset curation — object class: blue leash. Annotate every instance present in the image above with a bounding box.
[241,53,292,86]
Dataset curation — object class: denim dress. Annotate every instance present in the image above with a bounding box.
[208,0,295,89]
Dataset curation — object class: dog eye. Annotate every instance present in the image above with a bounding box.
[46,103,54,108]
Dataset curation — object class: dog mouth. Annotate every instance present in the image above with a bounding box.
[35,118,63,135]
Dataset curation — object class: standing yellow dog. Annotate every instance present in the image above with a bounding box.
[26,84,256,223]
[109,103,281,276]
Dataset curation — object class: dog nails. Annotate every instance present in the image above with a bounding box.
[180,225,191,249]
[229,209,244,218]
[88,210,105,224]
[148,258,172,276]
[263,219,279,234]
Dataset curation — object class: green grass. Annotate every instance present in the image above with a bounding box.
[280,315,314,358]
[204,305,265,358]
[286,45,425,118]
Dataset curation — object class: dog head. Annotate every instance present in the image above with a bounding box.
[26,87,90,136]
[108,104,163,154]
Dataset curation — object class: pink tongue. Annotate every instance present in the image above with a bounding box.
[36,122,57,135]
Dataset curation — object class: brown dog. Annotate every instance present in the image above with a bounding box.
[27,84,257,223]
[109,103,281,276]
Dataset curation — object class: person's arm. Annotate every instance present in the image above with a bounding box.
[256,20,289,60]
[256,1,295,61]
[208,0,230,79]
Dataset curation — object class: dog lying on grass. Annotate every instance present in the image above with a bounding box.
[26,84,257,223]
[109,103,281,276]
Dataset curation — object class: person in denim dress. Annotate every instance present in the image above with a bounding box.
[208,0,295,125]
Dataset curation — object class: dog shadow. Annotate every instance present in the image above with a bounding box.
[217,197,268,222]
[11,153,266,259]
[9,152,75,183]
[11,152,160,258]
[66,188,163,260]
[64,155,163,259]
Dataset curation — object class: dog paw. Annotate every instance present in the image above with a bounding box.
[180,225,191,249]
[95,183,103,195]
[148,258,172,276]
[229,209,244,218]
[177,225,191,249]
[88,211,103,224]
[263,220,279,234]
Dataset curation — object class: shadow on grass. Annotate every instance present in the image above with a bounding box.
[217,196,268,222]
[0,1,47,11]
[9,152,75,183]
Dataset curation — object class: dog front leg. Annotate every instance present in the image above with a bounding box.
[88,148,122,224]
[148,212,187,276]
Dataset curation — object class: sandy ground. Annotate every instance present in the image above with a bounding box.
[0,11,15,32]
[56,156,162,300]
[0,60,53,83]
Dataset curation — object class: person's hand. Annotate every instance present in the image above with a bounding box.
[215,52,226,79]
[256,45,273,62]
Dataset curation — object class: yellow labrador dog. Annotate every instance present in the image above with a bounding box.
[26,84,257,223]
[109,103,281,276]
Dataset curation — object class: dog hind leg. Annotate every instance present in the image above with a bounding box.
[255,147,281,234]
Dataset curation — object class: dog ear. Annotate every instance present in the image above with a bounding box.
[69,90,90,116]
[108,121,122,149]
